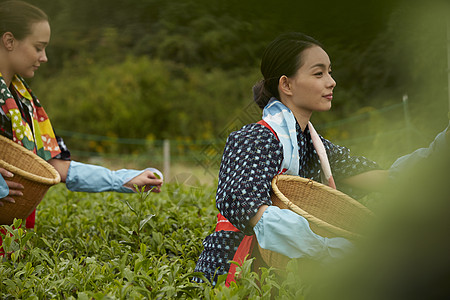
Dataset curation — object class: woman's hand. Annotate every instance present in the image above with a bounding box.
[0,168,24,206]
[124,170,163,193]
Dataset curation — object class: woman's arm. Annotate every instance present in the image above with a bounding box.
[48,158,70,182]
[48,159,162,193]
[323,138,384,197]
[249,204,269,227]
[333,124,449,193]
[341,169,389,192]
[215,124,282,234]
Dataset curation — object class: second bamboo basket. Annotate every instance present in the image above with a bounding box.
[257,174,374,269]
[0,135,61,225]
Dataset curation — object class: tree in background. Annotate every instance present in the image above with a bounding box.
[28,0,449,161]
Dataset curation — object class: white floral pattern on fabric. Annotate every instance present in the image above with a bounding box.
[0,73,60,160]
[194,121,380,284]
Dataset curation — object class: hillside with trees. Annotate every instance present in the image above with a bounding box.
[27,0,449,162]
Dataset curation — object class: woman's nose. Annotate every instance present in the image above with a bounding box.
[328,74,336,88]
[39,50,48,63]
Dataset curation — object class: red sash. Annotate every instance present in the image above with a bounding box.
[215,213,255,286]
[217,120,281,287]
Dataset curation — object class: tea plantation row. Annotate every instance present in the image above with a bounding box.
[0,183,305,299]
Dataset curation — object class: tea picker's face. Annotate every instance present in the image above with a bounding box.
[10,21,50,79]
[285,46,336,115]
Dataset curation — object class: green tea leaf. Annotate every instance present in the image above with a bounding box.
[139,214,155,231]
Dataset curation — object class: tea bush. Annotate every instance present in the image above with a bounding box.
[0,183,305,299]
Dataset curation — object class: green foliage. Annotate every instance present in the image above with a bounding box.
[26,0,449,161]
[34,56,259,153]
[0,183,311,299]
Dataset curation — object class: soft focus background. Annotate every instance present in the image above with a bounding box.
[2,1,450,298]
[29,0,450,183]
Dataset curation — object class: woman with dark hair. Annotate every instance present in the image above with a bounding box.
[0,1,163,244]
[194,32,388,285]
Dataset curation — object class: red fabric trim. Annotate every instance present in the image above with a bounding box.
[214,214,255,286]
[225,235,255,287]
[257,120,278,139]
[0,227,7,256]
[219,118,335,285]
[25,210,36,229]
[328,176,336,190]
[258,120,287,175]
[215,213,239,232]
[219,119,281,285]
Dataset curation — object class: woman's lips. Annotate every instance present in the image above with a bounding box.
[323,93,333,100]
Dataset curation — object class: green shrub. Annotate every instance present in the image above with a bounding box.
[0,183,308,299]
[34,56,259,154]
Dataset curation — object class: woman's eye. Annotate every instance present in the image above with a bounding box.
[314,72,323,76]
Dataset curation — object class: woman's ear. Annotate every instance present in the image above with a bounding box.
[2,32,15,51]
[278,75,292,96]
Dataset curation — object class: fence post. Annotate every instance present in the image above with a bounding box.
[447,18,450,118]
[163,139,170,181]
[402,94,413,150]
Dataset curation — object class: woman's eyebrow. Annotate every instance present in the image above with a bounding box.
[310,63,331,69]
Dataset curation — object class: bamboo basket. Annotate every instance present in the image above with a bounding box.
[257,174,374,269]
[0,135,60,225]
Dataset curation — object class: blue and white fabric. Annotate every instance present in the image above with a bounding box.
[254,206,353,260]
[0,175,9,199]
[194,118,380,284]
[262,98,299,175]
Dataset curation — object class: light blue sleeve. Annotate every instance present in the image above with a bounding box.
[389,123,449,178]
[0,175,9,198]
[254,205,353,260]
[66,161,163,193]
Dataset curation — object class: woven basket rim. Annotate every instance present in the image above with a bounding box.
[0,135,60,185]
[271,174,372,239]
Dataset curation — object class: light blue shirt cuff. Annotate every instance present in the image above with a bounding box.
[66,161,147,193]
[390,125,449,178]
[254,206,353,260]
[0,175,9,198]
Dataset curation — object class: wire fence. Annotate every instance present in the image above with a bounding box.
[57,97,434,182]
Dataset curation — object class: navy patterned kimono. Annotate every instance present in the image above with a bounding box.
[194,122,380,284]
